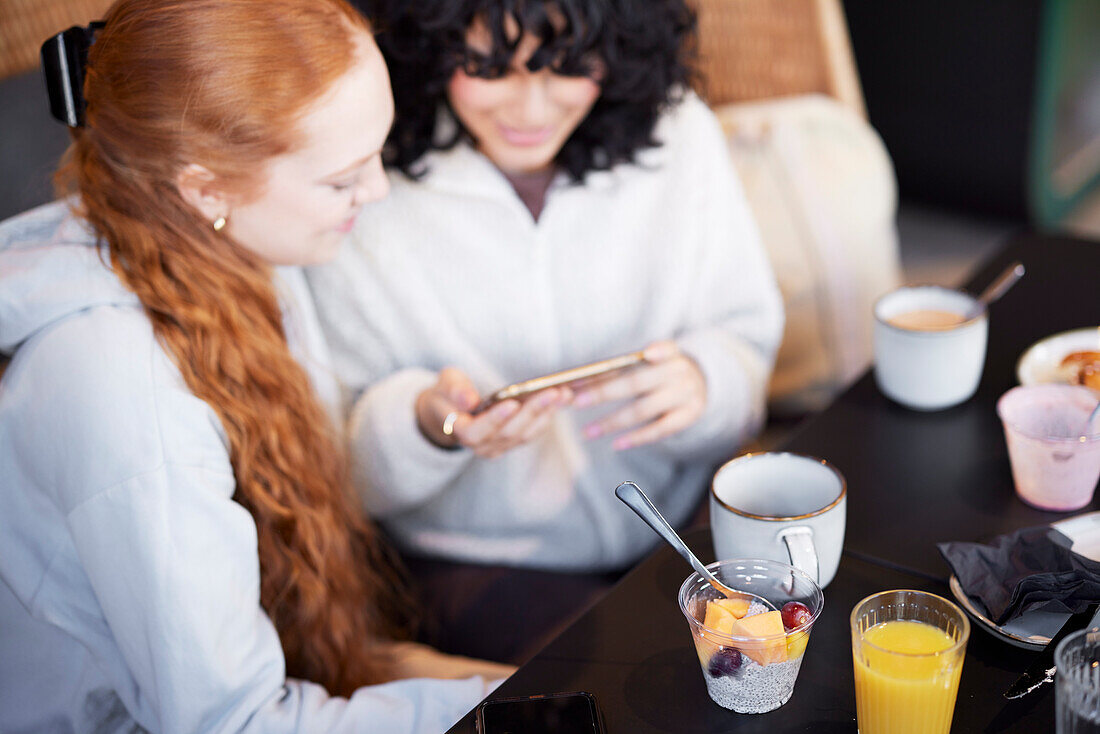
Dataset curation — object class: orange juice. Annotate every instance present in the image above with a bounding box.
[853,620,964,734]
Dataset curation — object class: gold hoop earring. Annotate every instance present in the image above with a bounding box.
[212,215,227,232]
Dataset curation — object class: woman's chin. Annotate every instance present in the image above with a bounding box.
[488,149,558,175]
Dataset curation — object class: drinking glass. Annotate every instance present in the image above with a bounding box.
[851,590,969,734]
[1056,627,1100,733]
[998,384,1100,511]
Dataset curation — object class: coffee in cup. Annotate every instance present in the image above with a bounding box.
[886,309,966,330]
[873,286,987,410]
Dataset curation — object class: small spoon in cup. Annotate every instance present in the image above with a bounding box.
[966,261,1025,319]
[1084,401,1100,440]
[615,481,776,610]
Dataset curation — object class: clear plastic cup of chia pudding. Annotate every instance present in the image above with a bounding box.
[678,558,824,713]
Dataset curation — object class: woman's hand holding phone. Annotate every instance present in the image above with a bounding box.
[571,340,706,450]
[416,367,572,458]
[416,340,702,456]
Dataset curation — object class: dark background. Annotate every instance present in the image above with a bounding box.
[1,1,1086,228]
[843,1,1042,221]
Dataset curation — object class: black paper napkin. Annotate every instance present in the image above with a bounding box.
[938,525,1100,625]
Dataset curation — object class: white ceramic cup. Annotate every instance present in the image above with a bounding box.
[873,286,988,411]
[710,452,847,588]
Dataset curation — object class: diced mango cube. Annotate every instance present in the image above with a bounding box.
[786,629,809,659]
[702,600,737,634]
[712,597,750,619]
[729,610,784,637]
[728,610,788,665]
[695,639,717,667]
[697,600,738,662]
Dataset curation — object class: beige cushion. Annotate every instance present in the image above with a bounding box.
[715,95,901,415]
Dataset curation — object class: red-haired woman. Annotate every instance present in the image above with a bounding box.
[0,0,507,731]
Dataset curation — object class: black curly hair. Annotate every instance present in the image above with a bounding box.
[359,0,697,181]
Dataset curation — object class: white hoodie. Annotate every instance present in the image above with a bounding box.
[307,94,785,571]
[0,201,490,733]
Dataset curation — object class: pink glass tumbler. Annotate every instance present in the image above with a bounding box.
[997,384,1100,511]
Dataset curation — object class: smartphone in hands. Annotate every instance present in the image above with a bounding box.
[473,351,645,414]
[475,691,606,734]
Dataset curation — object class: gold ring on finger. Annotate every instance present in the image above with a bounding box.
[442,411,460,437]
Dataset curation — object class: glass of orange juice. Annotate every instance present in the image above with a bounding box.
[850,590,970,734]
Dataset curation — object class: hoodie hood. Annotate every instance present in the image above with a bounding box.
[0,200,138,355]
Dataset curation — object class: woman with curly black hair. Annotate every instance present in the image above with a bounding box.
[308,0,784,662]
[375,0,696,183]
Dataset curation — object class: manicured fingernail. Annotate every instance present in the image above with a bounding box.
[584,424,602,439]
[538,391,555,407]
[574,392,592,408]
[613,437,632,450]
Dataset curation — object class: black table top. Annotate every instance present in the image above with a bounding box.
[785,231,1100,580]
[446,230,1100,733]
[447,533,1054,733]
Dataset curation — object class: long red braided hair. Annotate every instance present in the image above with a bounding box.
[57,0,407,695]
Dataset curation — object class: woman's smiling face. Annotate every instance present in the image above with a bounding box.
[224,33,394,266]
[445,13,601,175]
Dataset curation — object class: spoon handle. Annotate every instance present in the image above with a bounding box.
[615,481,717,585]
[1086,400,1100,436]
[978,261,1025,307]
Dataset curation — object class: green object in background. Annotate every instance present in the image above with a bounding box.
[1030,0,1100,228]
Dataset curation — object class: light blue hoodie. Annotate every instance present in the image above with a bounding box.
[0,201,490,733]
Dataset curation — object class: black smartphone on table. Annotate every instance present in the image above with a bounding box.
[475,691,606,734]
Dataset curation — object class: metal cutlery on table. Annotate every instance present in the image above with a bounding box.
[1003,602,1100,699]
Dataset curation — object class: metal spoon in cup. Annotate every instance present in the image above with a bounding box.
[1084,401,1100,439]
[615,481,776,610]
[966,261,1025,319]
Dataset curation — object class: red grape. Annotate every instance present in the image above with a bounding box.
[781,601,812,630]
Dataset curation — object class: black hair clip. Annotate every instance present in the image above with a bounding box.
[41,21,105,128]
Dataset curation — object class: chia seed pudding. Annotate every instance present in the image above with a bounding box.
[700,650,804,713]
[692,601,806,713]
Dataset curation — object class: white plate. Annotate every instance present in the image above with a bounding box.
[1017,327,1100,386]
[1052,511,1100,562]
[948,511,1100,648]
